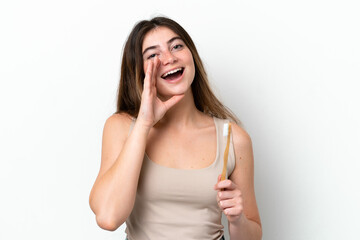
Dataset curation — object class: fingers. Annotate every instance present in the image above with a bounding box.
[151,57,160,87]
[143,60,153,93]
[217,193,244,217]
[144,57,159,91]
[218,198,243,211]
[216,185,244,219]
[222,205,243,216]
[217,189,242,200]
[214,178,243,219]
[214,179,237,191]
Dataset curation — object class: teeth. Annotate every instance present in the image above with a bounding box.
[162,68,182,78]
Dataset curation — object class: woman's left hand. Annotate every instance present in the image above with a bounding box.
[214,175,244,224]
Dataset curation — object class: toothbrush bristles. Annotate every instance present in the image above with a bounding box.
[223,123,229,136]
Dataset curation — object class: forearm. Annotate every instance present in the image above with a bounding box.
[89,121,150,229]
[229,215,262,240]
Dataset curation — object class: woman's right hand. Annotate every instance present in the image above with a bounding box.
[137,57,185,129]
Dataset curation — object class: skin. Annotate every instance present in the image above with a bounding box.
[89,26,262,239]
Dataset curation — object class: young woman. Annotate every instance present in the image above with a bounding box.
[89,16,262,240]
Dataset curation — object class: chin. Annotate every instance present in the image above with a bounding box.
[157,86,192,100]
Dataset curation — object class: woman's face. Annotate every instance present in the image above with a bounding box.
[142,26,195,99]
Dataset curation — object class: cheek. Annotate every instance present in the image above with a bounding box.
[185,51,195,69]
[187,57,195,75]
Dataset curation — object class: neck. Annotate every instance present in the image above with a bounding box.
[157,89,202,129]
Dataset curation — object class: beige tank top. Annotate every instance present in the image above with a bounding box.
[125,117,236,240]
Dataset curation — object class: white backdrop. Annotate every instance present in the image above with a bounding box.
[1,0,359,239]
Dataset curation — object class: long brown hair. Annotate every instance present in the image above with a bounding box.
[115,16,240,124]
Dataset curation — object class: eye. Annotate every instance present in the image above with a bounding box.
[147,53,157,59]
[173,44,183,50]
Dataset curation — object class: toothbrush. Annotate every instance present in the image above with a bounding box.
[221,122,232,181]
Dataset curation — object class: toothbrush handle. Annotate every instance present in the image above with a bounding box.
[221,123,232,182]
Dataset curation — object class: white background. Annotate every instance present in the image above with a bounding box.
[1,0,359,239]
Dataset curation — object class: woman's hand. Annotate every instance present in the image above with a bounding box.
[214,174,245,224]
[137,57,185,129]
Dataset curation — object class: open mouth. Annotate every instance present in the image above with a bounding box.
[161,67,184,81]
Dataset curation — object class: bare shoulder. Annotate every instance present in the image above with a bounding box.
[228,122,255,181]
[102,112,134,157]
[230,122,253,157]
[104,112,133,134]
[98,113,134,177]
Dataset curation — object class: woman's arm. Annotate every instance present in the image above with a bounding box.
[89,57,184,231]
[89,113,150,231]
[214,123,262,240]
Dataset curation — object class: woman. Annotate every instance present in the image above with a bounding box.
[89,16,262,240]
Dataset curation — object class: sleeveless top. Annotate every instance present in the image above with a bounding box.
[125,117,236,240]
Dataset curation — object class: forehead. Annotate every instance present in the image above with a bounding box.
[142,26,180,51]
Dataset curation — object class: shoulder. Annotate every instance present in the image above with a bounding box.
[231,122,252,154]
[102,112,135,148]
[98,113,134,176]
[105,112,134,126]
[103,112,134,136]
[229,122,254,175]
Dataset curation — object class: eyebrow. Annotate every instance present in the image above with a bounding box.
[142,36,183,56]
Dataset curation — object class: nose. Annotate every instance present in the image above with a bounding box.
[160,50,177,65]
